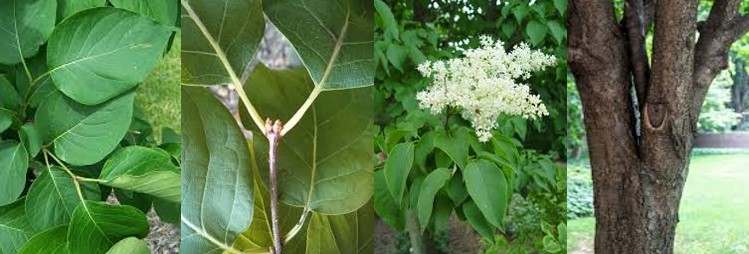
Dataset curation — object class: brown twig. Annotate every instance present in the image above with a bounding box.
[265,119,283,254]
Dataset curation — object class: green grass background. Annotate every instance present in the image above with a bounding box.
[567,154,749,254]
[135,34,181,141]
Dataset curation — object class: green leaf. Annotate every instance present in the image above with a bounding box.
[99,146,181,203]
[153,198,179,225]
[110,0,178,26]
[47,7,172,105]
[306,199,374,254]
[19,124,41,158]
[374,170,404,231]
[526,20,548,46]
[501,21,517,38]
[384,143,414,206]
[462,200,493,240]
[0,110,12,133]
[0,75,21,110]
[431,195,452,231]
[242,65,373,214]
[106,237,150,254]
[17,225,68,254]
[542,235,561,253]
[57,0,106,19]
[386,44,408,72]
[553,0,567,16]
[181,0,264,85]
[547,20,565,45]
[0,0,56,65]
[25,166,101,231]
[113,189,153,213]
[181,86,253,254]
[0,140,28,206]
[0,199,35,253]
[67,201,149,254]
[417,168,451,232]
[35,91,135,166]
[434,128,469,170]
[512,5,529,23]
[374,0,398,39]
[446,171,468,205]
[264,0,374,90]
[464,160,508,228]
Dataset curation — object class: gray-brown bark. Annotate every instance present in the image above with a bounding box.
[568,0,749,253]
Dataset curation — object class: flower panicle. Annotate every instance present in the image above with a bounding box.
[416,36,555,142]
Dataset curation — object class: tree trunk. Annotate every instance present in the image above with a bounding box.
[569,0,748,252]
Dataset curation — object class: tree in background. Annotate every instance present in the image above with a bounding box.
[568,0,749,253]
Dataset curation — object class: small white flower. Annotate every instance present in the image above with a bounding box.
[416,36,555,142]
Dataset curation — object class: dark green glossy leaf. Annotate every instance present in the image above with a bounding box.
[242,65,373,214]
[264,0,374,90]
[17,225,68,254]
[446,171,468,205]
[547,20,565,45]
[306,199,374,254]
[0,111,12,133]
[0,75,21,110]
[19,124,41,158]
[0,141,28,206]
[431,195,452,231]
[0,0,56,65]
[110,0,178,26]
[35,91,134,166]
[462,200,493,240]
[416,168,451,232]
[384,142,414,206]
[464,160,508,228]
[526,20,547,46]
[25,166,101,231]
[67,201,149,254]
[153,198,179,225]
[105,237,149,254]
[434,128,469,170]
[0,199,35,253]
[99,146,180,203]
[114,189,153,213]
[57,0,105,19]
[181,86,253,254]
[374,170,404,231]
[47,7,172,105]
[181,0,264,85]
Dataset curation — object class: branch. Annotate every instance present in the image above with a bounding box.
[265,120,283,254]
[691,0,749,124]
[624,0,651,110]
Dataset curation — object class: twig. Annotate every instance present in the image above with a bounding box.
[265,119,283,254]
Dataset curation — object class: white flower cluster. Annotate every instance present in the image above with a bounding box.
[416,36,555,142]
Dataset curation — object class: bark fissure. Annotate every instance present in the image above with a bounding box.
[569,0,748,252]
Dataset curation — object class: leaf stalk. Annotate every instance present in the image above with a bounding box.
[266,119,284,254]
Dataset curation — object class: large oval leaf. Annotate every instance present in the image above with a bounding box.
[0,140,28,206]
[35,91,134,166]
[105,237,150,254]
[67,201,149,254]
[57,0,106,20]
[99,146,181,203]
[416,168,451,232]
[25,166,101,231]
[17,225,68,254]
[464,159,508,228]
[181,86,253,254]
[181,0,264,85]
[0,0,56,65]
[241,64,373,215]
[47,7,172,105]
[383,142,414,206]
[110,0,178,26]
[264,0,374,90]
[0,199,35,253]
[306,199,374,254]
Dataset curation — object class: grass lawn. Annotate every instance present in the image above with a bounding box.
[135,34,181,142]
[567,154,749,254]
